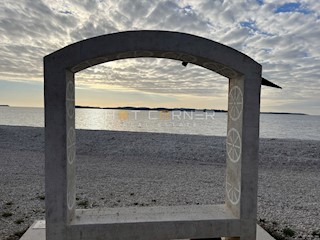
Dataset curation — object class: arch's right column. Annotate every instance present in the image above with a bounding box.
[225,64,262,239]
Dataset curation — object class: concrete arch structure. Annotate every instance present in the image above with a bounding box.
[44,30,262,240]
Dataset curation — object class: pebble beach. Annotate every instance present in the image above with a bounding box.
[0,125,319,240]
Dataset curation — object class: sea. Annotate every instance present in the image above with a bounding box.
[0,107,319,140]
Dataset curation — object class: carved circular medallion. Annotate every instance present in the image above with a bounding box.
[228,86,243,121]
[226,128,241,163]
[226,180,241,205]
[67,127,76,164]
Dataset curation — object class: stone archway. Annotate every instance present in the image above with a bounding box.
[44,30,262,240]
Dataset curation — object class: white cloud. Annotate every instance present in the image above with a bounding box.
[0,0,319,114]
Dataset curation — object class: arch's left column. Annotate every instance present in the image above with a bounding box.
[44,57,76,240]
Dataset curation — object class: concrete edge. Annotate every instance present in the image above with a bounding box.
[20,220,276,240]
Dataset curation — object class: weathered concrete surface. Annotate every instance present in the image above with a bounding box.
[68,205,239,240]
[21,220,275,240]
[44,30,262,239]
[20,220,45,240]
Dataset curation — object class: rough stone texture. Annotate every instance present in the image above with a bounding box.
[0,126,319,239]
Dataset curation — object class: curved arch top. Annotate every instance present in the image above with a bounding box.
[44,30,261,79]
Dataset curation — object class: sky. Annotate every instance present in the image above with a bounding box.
[0,0,319,115]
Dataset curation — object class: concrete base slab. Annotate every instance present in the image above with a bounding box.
[20,220,45,240]
[20,220,275,240]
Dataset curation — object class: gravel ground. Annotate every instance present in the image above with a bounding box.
[0,125,319,240]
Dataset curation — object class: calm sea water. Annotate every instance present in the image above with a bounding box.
[0,107,319,140]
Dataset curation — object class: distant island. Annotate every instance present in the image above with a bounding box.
[75,106,307,115]
[0,105,9,107]
[261,112,307,115]
[75,106,226,112]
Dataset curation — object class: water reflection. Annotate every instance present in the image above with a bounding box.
[0,107,319,140]
[76,109,226,136]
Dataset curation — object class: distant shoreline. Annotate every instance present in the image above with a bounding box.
[75,105,307,115]
[76,105,225,112]
[0,105,308,115]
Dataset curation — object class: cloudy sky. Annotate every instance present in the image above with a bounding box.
[0,0,319,114]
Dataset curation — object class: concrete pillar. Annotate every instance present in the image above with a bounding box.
[225,68,261,239]
[45,65,76,240]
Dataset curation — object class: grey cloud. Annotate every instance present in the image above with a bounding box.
[76,58,226,96]
[1,0,77,39]
[70,19,118,41]
[0,0,319,113]
[70,0,100,12]
[117,0,155,24]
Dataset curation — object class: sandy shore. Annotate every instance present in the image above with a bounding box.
[0,125,319,240]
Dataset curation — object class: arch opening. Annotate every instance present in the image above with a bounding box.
[73,57,229,210]
[75,57,229,105]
